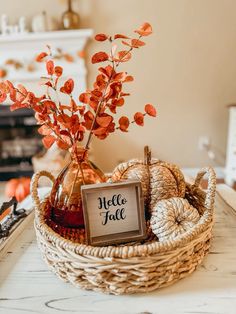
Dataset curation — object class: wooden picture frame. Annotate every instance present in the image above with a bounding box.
[81,180,146,246]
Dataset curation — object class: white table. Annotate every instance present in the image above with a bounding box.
[0,183,6,205]
[0,188,236,314]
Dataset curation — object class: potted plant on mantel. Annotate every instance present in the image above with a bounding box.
[0,22,156,232]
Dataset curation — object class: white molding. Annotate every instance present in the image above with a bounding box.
[0,29,93,43]
[0,29,93,99]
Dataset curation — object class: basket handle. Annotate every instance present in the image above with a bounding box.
[192,167,216,212]
[31,171,55,209]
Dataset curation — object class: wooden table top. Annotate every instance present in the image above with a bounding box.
[0,188,236,314]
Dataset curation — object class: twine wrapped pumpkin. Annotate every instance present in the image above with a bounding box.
[150,197,200,242]
[111,146,186,217]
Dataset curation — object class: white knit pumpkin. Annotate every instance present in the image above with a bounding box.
[111,159,186,216]
[150,197,200,242]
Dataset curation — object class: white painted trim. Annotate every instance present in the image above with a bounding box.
[0,29,93,43]
[0,28,93,100]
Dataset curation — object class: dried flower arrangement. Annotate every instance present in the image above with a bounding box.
[0,22,156,151]
[0,22,156,230]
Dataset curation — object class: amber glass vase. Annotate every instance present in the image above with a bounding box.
[49,147,106,229]
[62,0,80,30]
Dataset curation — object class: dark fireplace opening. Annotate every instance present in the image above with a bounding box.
[0,105,43,181]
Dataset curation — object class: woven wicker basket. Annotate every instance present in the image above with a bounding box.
[32,167,216,295]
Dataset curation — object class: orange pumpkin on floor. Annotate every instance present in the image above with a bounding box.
[5,177,31,202]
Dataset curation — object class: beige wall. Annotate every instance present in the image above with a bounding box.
[1,0,235,172]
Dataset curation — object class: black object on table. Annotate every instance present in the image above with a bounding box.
[0,196,26,238]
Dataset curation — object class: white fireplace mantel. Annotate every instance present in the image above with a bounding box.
[0,29,93,99]
[0,29,93,45]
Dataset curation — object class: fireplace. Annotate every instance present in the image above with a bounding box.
[0,105,42,181]
[0,29,92,181]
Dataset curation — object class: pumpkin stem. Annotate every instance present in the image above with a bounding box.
[144,145,152,220]
[144,146,151,165]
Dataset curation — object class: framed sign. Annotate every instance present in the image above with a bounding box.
[81,180,146,246]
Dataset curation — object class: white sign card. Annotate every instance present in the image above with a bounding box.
[81,180,146,246]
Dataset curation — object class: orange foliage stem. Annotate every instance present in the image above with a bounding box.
[85,42,117,150]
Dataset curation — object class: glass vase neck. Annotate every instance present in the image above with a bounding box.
[68,0,72,11]
[70,147,88,163]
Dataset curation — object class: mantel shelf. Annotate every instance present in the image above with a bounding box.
[0,29,93,44]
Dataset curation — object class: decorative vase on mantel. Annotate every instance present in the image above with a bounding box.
[48,146,106,229]
[62,0,80,30]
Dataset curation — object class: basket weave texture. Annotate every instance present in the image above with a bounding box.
[32,167,216,295]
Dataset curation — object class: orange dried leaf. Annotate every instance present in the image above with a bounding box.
[9,88,17,102]
[35,52,48,62]
[0,82,9,94]
[145,104,156,117]
[131,39,146,48]
[95,33,108,41]
[70,99,78,112]
[134,112,144,126]
[16,91,25,103]
[54,66,63,77]
[91,90,103,98]
[59,104,71,111]
[83,110,95,129]
[98,65,113,77]
[115,51,132,63]
[114,72,126,81]
[38,125,52,136]
[17,84,27,96]
[109,104,117,114]
[60,130,71,137]
[96,115,113,128]
[0,92,6,102]
[60,78,74,94]
[93,127,107,136]
[89,100,98,111]
[91,51,109,64]
[42,81,53,87]
[43,100,56,110]
[21,92,35,105]
[6,80,14,90]
[0,69,7,78]
[119,116,130,132]
[113,98,124,107]
[57,113,71,124]
[114,34,130,39]
[57,139,70,150]
[124,75,134,83]
[134,22,152,36]
[46,60,54,75]
[79,92,90,104]
[10,101,28,111]
[121,40,132,47]
[42,135,55,148]
[95,74,106,88]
